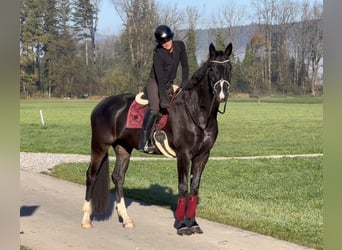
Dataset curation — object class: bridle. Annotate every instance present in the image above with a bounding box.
[208,59,231,115]
[183,58,231,130]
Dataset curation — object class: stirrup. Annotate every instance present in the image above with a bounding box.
[143,141,155,153]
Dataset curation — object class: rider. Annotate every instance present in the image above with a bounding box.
[138,24,189,152]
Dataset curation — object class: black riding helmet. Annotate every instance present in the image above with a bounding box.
[154,25,174,44]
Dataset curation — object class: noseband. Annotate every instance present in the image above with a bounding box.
[208,59,231,114]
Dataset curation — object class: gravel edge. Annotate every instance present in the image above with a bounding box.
[20,152,91,173]
[20,152,323,173]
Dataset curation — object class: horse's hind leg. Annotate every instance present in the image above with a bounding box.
[81,145,110,229]
[111,144,135,228]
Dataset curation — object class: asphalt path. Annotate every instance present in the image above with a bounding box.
[20,169,314,250]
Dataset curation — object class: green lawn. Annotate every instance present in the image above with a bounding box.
[20,97,323,249]
[20,97,322,156]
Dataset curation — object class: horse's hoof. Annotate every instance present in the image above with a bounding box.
[188,224,203,234]
[176,222,191,236]
[123,219,135,228]
[187,220,203,234]
[177,227,192,236]
[81,222,93,229]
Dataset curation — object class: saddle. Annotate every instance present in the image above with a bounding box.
[125,94,168,129]
[125,86,181,158]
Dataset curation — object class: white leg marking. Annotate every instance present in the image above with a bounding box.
[117,197,135,228]
[81,200,93,228]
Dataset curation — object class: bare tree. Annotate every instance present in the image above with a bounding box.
[273,0,298,89]
[217,0,246,53]
[296,1,323,96]
[252,0,277,92]
[111,0,159,91]
[243,33,268,95]
[157,3,184,37]
[306,1,323,96]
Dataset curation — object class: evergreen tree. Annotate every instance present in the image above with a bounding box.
[20,0,46,96]
[186,27,198,77]
[184,6,199,78]
[242,35,266,95]
[44,0,88,97]
[214,30,226,52]
[41,0,58,95]
[72,0,98,66]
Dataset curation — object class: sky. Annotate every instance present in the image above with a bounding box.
[97,0,321,35]
[97,0,251,35]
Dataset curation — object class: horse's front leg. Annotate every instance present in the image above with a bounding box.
[112,144,135,228]
[186,152,209,234]
[175,152,191,235]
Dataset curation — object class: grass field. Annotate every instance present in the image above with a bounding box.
[20,97,322,156]
[20,97,323,249]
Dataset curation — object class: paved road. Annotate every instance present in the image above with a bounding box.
[20,170,313,250]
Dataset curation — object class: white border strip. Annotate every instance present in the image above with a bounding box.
[128,153,323,161]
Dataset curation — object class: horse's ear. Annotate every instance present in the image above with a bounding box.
[209,43,216,58]
[225,43,233,57]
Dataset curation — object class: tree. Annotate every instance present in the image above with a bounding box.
[72,0,98,66]
[20,0,323,98]
[242,33,268,95]
[112,0,159,92]
[158,3,184,34]
[44,0,82,97]
[289,1,323,96]
[185,6,199,77]
[271,0,298,93]
[209,14,225,54]
[252,0,277,93]
[231,57,248,93]
[41,0,58,95]
[20,0,47,96]
[95,34,118,79]
[218,0,246,53]
[90,0,100,64]
[214,32,226,52]
[304,1,323,96]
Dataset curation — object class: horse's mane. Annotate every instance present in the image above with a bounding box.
[191,61,209,81]
[184,60,209,89]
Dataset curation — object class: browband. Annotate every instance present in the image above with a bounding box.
[211,59,230,64]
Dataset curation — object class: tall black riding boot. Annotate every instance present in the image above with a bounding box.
[138,109,158,153]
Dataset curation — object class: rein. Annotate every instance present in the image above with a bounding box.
[208,95,228,115]
[218,100,228,114]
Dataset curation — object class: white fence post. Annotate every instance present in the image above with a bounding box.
[40,109,45,126]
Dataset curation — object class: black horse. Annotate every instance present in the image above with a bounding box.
[81,42,233,235]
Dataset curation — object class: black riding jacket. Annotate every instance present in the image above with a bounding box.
[150,40,189,91]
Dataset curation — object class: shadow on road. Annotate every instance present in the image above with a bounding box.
[20,205,39,217]
[91,183,178,222]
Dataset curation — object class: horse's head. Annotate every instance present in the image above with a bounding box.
[207,43,233,103]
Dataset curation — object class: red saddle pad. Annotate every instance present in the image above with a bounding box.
[125,100,168,129]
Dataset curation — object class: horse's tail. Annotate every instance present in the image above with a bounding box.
[91,153,110,214]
